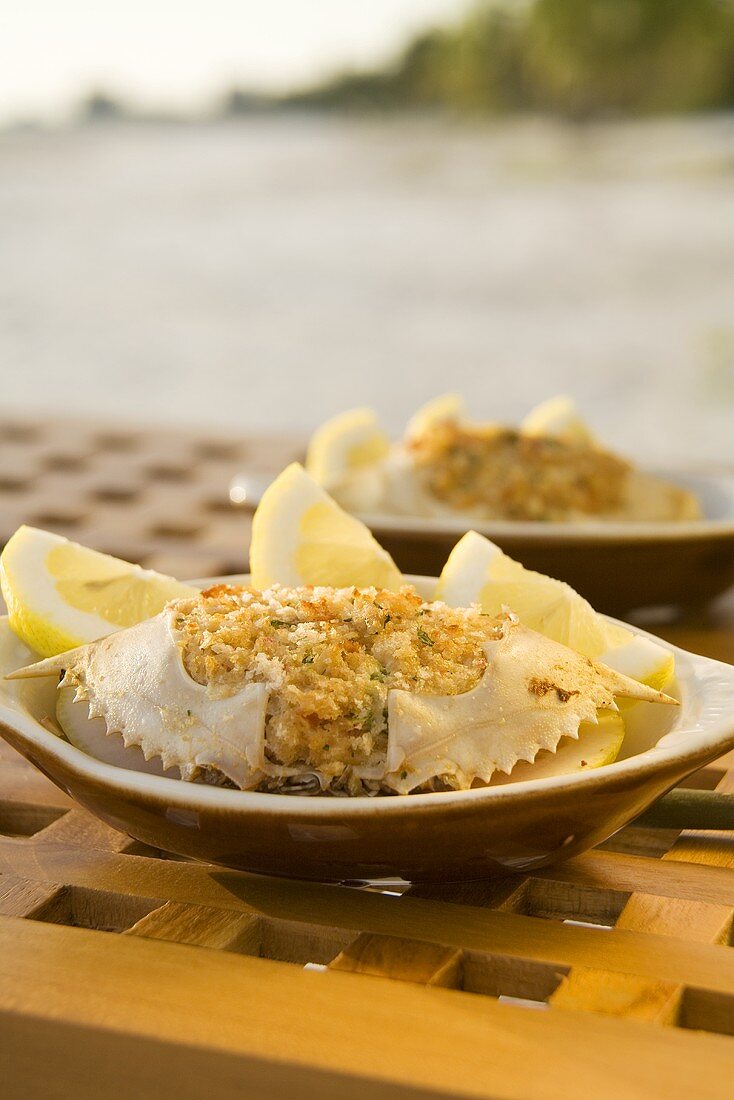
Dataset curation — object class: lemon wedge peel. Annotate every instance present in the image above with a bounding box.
[305,408,390,487]
[521,395,597,447]
[404,393,465,441]
[436,530,631,659]
[0,526,196,658]
[249,463,403,591]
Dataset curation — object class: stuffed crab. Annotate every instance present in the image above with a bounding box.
[306,396,700,524]
[10,583,676,796]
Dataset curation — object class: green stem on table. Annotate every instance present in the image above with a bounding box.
[635,789,734,831]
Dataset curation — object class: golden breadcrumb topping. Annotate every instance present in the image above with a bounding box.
[408,420,630,521]
[174,584,504,780]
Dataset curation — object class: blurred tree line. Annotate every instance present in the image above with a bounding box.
[278,0,734,119]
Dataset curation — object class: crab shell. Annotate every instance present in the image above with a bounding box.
[8,608,676,793]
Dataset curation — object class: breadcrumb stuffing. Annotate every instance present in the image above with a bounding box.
[174,584,504,781]
[409,420,630,521]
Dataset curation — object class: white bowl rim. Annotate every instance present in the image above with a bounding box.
[1,574,734,817]
[351,508,734,544]
[231,465,734,543]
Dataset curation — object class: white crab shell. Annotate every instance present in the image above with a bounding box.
[17,613,269,789]
[9,607,675,793]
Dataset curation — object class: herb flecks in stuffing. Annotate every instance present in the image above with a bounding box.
[176,583,504,782]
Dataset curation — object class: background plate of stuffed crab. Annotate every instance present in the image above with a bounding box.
[1,465,734,882]
[231,395,734,615]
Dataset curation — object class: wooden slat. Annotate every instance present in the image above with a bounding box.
[533,849,734,907]
[0,1011,441,1100]
[126,901,262,953]
[2,916,734,1100]
[2,837,734,998]
[412,824,734,914]
[0,876,67,919]
[34,808,142,853]
[551,770,734,1021]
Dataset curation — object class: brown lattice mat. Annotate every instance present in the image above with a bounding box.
[0,415,304,579]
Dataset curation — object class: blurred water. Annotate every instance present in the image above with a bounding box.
[1,114,734,463]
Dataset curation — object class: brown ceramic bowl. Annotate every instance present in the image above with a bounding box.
[232,466,734,615]
[1,576,734,883]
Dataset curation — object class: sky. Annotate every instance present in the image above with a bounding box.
[0,0,464,123]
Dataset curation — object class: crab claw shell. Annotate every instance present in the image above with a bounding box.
[383,621,677,794]
[8,612,269,789]
[7,644,91,680]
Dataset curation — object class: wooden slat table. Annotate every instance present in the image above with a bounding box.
[0,413,304,580]
[1,416,734,1098]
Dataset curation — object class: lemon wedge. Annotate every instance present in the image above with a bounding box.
[599,635,675,693]
[249,463,403,590]
[520,395,596,446]
[0,526,196,657]
[492,710,625,784]
[405,393,464,441]
[306,408,390,487]
[436,530,631,658]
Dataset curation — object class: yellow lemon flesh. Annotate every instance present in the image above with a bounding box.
[249,463,403,590]
[435,531,674,773]
[600,635,675,698]
[306,408,390,487]
[436,530,631,658]
[1,526,196,657]
[492,710,625,784]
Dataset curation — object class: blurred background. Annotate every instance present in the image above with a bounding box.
[2,0,734,462]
